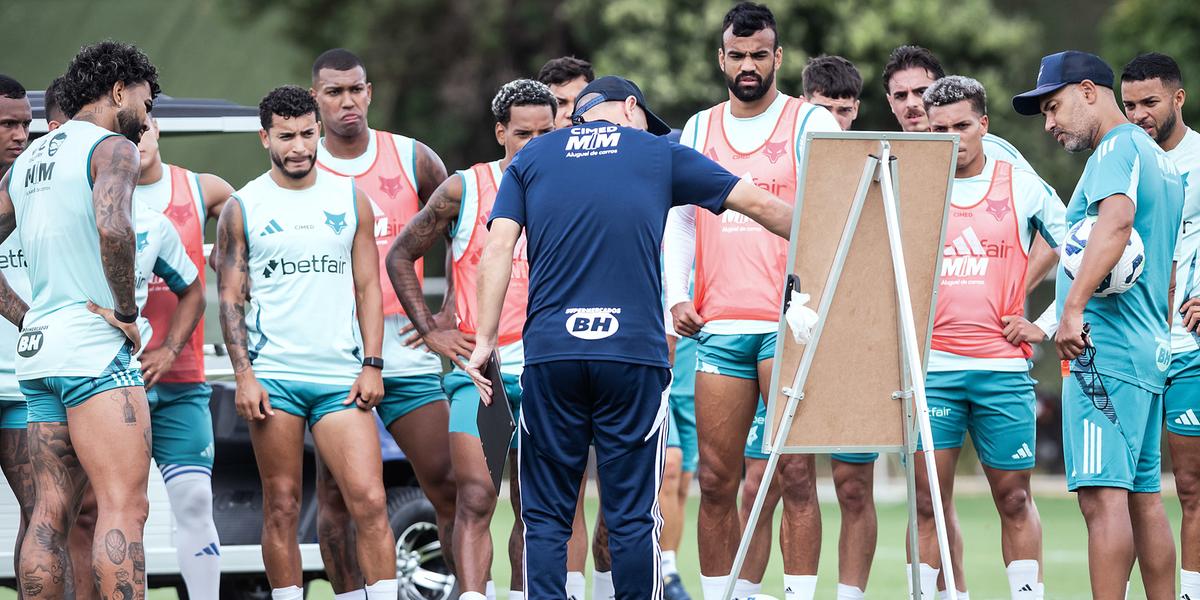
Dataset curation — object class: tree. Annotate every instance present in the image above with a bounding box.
[1103,0,1200,127]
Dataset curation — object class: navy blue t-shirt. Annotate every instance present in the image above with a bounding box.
[489,121,738,368]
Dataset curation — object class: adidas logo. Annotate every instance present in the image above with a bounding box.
[1080,419,1103,475]
[1176,409,1200,427]
[943,226,987,257]
[1018,584,1033,592]
[193,542,220,557]
[698,361,721,375]
[260,219,284,236]
[1011,442,1034,461]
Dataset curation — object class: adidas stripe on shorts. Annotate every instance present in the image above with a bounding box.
[1165,349,1200,436]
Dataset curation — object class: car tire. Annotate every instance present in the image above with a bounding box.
[218,575,272,600]
[389,486,456,600]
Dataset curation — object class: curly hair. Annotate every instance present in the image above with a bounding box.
[259,85,319,129]
[491,79,556,125]
[722,2,777,48]
[923,75,987,116]
[59,41,160,117]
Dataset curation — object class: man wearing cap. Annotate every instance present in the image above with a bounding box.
[465,75,794,599]
[1014,51,1183,599]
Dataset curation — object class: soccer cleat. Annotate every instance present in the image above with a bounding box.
[664,573,692,600]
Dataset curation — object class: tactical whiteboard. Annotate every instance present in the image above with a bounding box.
[763,132,957,453]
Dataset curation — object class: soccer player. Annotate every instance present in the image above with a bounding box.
[802,55,861,131]
[309,48,458,597]
[0,41,156,600]
[1120,52,1200,598]
[0,73,33,592]
[915,76,1065,600]
[662,4,839,599]
[133,116,233,597]
[43,76,68,129]
[216,85,397,600]
[538,56,595,130]
[1014,50,1183,600]
[389,79,582,600]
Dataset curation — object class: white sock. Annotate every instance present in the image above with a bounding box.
[1006,559,1039,599]
[783,574,817,600]
[733,579,762,598]
[662,550,679,577]
[164,471,221,600]
[272,586,303,600]
[593,569,615,600]
[836,583,865,600]
[333,590,364,600]
[459,593,486,600]
[906,564,939,600]
[509,592,525,600]
[566,571,585,599]
[1183,570,1200,599]
[937,591,969,600]
[700,575,730,600]
[485,580,496,600]
[365,579,398,600]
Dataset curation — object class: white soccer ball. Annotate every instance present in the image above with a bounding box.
[1060,216,1145,297]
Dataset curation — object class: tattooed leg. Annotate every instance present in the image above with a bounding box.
[67,387,151,600]
[69,487,100,600]
[0,427,35,596]
[315,453,364,593]
[19,422,88,600]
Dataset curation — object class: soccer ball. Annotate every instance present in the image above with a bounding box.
[1061,216,1145,297]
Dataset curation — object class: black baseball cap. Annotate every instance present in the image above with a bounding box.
[1012,51,1115,116]
[571,75,672,136]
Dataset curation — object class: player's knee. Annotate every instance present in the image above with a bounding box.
[836,476,871,515]
[262,491,302,530]
[456,479,498,524]
[994,484,1033,521]
[698,463,739,501]
[344,484,387,523]
[172,484,214,524]
[1176,471,1200,514]
[780,459,818,505]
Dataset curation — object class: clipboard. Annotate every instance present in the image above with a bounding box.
[476,351,516,494]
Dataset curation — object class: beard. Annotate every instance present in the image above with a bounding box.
[1154,110,1178,145]
[1054,128,1092,154]
[270,149,314,179]
[115,108,146,143]
[726,69,775,103]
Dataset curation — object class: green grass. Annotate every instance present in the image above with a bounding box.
[0,490,1168,600]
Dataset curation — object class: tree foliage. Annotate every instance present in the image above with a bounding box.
[1103,0,1200,127]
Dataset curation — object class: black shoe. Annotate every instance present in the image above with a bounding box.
[664,573,692,600]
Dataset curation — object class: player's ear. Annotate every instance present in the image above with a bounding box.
[110,80,125,107]
[495,122,505,147]
[979,113,989,135]
[717,46,725,70]
[774,45,783,69]
[1176,87,1186,111]
[365,82,372,106]
[259,128,270,149]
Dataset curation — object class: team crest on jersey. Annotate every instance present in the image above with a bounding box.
[46,132,67,157]
[324,211,348,234]
[378,175,405,200]
[985,196,1011,222]
[762,140,789,164]
[136,231,149,252]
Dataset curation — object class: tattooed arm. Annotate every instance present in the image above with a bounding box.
[216,197,272,420]
[0,171,28,327]
[348,188,384,409]
[387,174,474,368]
[90,136,139,315]
[413,141,458,320]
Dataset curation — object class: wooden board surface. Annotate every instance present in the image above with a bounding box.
[765,134,956,451]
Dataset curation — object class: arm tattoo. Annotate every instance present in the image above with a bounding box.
[91,138,140,314]
[387,177,461,334]
[216,200,253,374]
[0,175,27,327]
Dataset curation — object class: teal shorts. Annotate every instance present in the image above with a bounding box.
[0,398,26,429]
[148,383,214,472]
[259,378,355,428]
[832,452,880,464]
[378,374,447,427]
[745,398,769,459]
[1062,368,1162,493]
[670,337,698,472]
[1165,350,1200,436]
[915,370,1037,471]
[696,332,776,380]
[22,344,143,423]
[444,370,522,445]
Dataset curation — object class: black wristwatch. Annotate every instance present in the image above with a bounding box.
[362,356,384,370]
[114,309,138,324]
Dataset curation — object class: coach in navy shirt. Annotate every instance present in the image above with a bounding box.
[466,76,793,599]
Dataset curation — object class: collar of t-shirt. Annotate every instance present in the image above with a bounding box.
[318,129,378,175]
[720,92,792,154]
[951,156,997,208]
[134,162,172,213]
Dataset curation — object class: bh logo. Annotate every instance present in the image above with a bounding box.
[565,308,621,340]
[17,330,43,358]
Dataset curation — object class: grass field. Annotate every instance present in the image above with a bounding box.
[1,489,1167,600]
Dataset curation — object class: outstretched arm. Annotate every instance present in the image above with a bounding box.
[348,188,384,409]
[722,179,793,240]
[464,217,521,402]
[0,172,27,327]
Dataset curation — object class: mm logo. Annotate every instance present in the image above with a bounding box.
[17,331,43,357]
[564,309,620,340]
[565,128,621,152]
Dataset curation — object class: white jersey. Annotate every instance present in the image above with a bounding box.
[0,233,30,400]
[237,170,361,385]
[132,200,198,347]
[7,120,136,378]
[1169,127,1200,353]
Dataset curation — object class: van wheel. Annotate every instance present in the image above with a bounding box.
[389,486,456,600]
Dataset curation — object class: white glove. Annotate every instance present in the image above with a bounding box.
[784,290,819,344]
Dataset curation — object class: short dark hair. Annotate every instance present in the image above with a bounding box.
[0,75,26,100]
[1121,52,1183,89]
[492,79,556,124]
[722,2,778,48]
[259,85,319,130]
[312,48,366,79]
[924,75,988,116]
[803,56,863,100]
[44,76,68,121]
[882,45,945,94]
[60,41,160,117]
[537,56,594,86]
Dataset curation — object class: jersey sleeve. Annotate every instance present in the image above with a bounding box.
[679,113,703,150]
[663,205,697,308]
[668,142,738,213]
[489,155,526,228]
[1083,133,1141,215]
[794,104,841,160]
[151,216,198,293]
[1015,167,1067,249]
